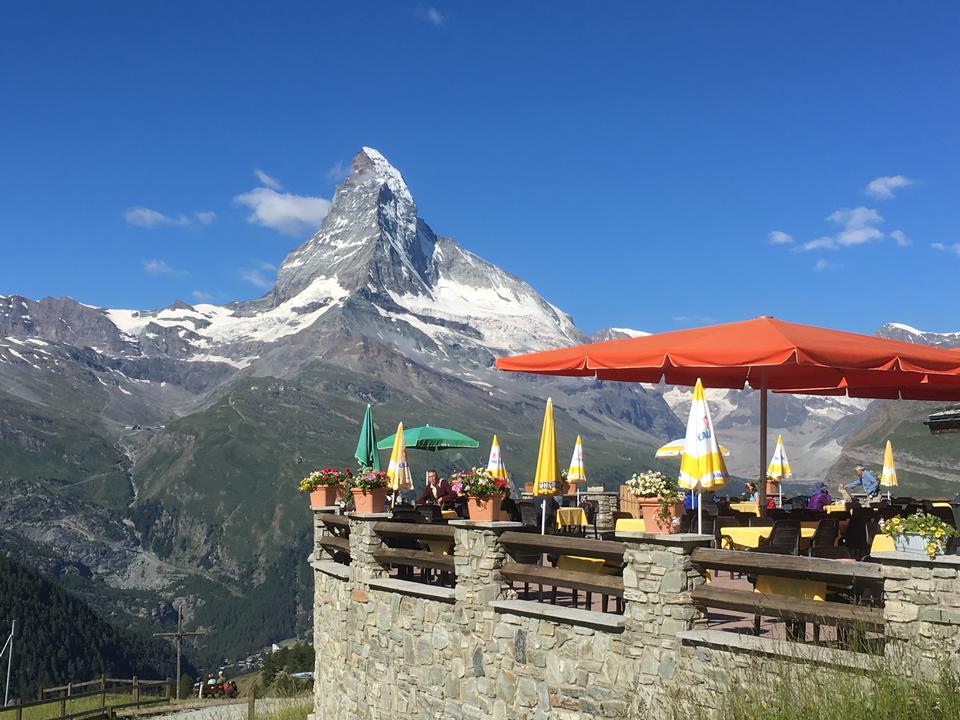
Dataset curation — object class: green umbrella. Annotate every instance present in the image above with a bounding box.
[355,404,382,470]
[376,425,480,452]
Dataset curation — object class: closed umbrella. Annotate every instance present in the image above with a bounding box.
[386,422,413,507]
[767,434,793,509]
[679,379,729,533]
[533,398,562,534]
[566,435,586,503]
[656,439,729,458]
[354,404,382,470]
[486,435,509,481]
[881,440,898,501]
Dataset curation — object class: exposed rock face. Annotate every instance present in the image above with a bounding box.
[877,322,960,348]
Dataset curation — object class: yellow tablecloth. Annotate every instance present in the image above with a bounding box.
[425,539,454,555]
[441,509,458,519]
[557,507,589,527]
[870,534,896,554]
[557,555,606,573]
[721,526,816,550]
[755,575,826,601]
[729,502,760,516]
[933,502,952,509]
[615,518,646,533]
[824,503,848,514]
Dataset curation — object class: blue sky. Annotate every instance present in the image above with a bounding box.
[1,2,957,335]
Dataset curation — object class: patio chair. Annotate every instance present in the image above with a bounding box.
[416,504,445,523]
[806,517,840,555]
[751,520,801,555]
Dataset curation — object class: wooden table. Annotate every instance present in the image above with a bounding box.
[729,502,760,516]
[556,507,589,527]
[721,526,816,550]
[615,518,646,533]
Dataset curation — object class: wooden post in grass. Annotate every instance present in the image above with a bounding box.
[165,677,172,701]
[15,703,22,720]
[247,692,255,720]
[58,696,66,719]
[100,674,107,707]
[66,682,72,698]
[132,676,140,708]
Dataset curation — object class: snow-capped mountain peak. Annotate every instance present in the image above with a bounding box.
[878,322,960,348]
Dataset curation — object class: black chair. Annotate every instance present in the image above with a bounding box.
[386,507,424,580]
[518,500,540,529]
[751,520,801,555]
[807,517,840,555]
[416,504,444,523]
[841,514,876,560]
[501,496,520,523]
[928,506,956,528]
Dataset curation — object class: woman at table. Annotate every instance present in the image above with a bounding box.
[744,482,760,503]
[807,483,832,511]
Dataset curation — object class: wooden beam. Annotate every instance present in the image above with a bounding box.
[318,536,350,555]
[691,548,883,586]
[499,531,626,562]
[501,562,624,597]
[692,585,884,631]
[373,548,456,572]
[373,522,455,542]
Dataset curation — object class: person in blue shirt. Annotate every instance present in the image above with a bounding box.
[845,464,879,499]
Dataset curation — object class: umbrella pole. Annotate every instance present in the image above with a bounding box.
[697,490,702,535]
[541,501,547,535]
[758,370,768,518]
[779,484,782,509]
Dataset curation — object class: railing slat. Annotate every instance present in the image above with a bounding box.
[501,562,624,597]
[373,522,455,541]
[373,548,455,572]
[499,531,625,562]
[690,548,883,586]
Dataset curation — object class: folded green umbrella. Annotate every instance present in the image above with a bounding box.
[376,425,479,452]
[355,404,382,470]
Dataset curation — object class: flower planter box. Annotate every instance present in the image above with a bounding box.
[893,532,930,556]
[309,485,341,508]
[352,487,390,514]
[637,497,682,534]
[466,494,504,522]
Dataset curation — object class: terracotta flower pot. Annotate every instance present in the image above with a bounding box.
[638,496,682,534]
[351,487,390,514]
[309,485,341,508]
[765,480,780,497]
[466,494,504,522]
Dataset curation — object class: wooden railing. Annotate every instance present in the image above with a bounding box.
[317,513,351,564]
[373,521,456,586]
[690,548,885,648]
[0,677,172,720]
[498,531,625,613]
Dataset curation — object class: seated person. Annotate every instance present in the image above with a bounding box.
[807,483,832,511]
[744,482,760,503]
[416,469,458,506]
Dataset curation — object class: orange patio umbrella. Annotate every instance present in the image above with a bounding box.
[496,316,960,513]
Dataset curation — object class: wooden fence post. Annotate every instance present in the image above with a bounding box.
[15,704,22,720]
[58,697,66,719]
[132,676,140,708]
[164,677,172,701]
[247,692,255,720]
[66,682,72,698]
[100,674,107,707]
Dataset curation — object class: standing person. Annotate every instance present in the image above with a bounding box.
[416,469,458,506]
[842,464,879,500]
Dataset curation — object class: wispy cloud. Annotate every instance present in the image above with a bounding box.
[798,206,884,251]
[241,268,273,289]
[865,175,916,200]
[234,171,331,236]
[254,169,283,190]
[890,229,911,247]
[125,206,215,228]
[259,261,277,271]
[814,259,841,271]
[191,290,214,302]
[932,243,960,256]
[125,207,189,228]
[142,259,186,276]
[415,5,446,26]
[672,315,714,324]
[768,230,793,245]
[326,161,348,183]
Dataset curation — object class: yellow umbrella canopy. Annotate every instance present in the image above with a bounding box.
[386,422,413,492]
[533,398,562,496]
[656,439,729,458]
[486,435,509,480]
[678,379,729,492]
[566,435,586,483]
[767,434,793,481]
[881,440,898,491]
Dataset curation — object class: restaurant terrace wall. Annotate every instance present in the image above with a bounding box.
[309,510,960,720]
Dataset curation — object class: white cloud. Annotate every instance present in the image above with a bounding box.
[865,175,916,200]
[768,230,793,245]
[326,160,348,183]
[195,211,216,225]
[814,259,841,271]
[142,259,184,276]
[826,207,884,246]
[800,236,837,252]
[672,315,714,324]
[234,187,331,236]
[241,269,273,289]
[191,290,214,302]
[125,207,190,228]
[260,261,277,271]
[416,5,446,26]
[255,169,283,190]
[890,229,910,247]
[932,243,960,256]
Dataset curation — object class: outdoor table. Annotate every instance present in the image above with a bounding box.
[615,518,646,533]
[933,502,952,509]
[825,503,848,514]
[870,534,896,554]
[557,555,605,573]
[425,539,455,555]
[556,507,588,527]
[755,575,826,601]
[721,526,816,550]
[729,502,760,516]
[441,509,458,520]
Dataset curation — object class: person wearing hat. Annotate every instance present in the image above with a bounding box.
[841,464,879,501]
[807,483,832,511]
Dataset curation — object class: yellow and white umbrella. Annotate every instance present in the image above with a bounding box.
[533,398,562,533]
[679,379,729,532]
[486,435,508,480]
[567,434,586,502]
[766,434,793,508]
[881,440,898,500]
[386,421,413,504]
[656,439,729,458]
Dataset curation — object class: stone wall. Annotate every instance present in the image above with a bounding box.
[311,512,960,720]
